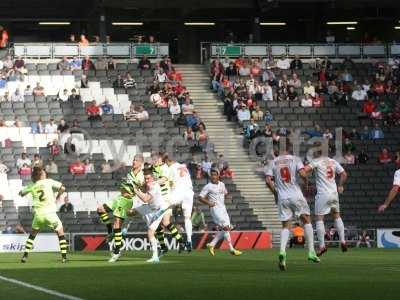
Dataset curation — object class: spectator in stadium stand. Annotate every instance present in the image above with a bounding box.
[289,223,305,248]
[113,74,124,88]
[182,96,195,116]
[264,110,273,123]
[348,128,360,140]
[47,139,61,157]
[238,62,251,77]
[0,160,9,174]
[362,98,376,116]
[191,206,207,232]
[100,99,114,115]
[155,68,168,84]
[370,123,384,140]
[333,85,350,106]
[18,163,32,176]
[33,82,45,96]
[79,34,89,47]
[303,80,315,97]
[290,55,303,70]
[95,57,107,70]
[57,89,68,102]
[71,57,82,70]
[341,56,355,70]
[64,137,76,155]
[395,151,400,168]
[101,161,112,173]
[356,230,372,248]
[45,158,58,174]
[16,153,31,170]
[32,154,44,168]
[84,158,95,174]
[352,85,367,106]
[378,148,392,164]
[244,118,259,140]
[360,125,370,141]
[10,88,24,102]
[341,69,353,83]
[251,105,264,121]
[357,149,369,164]
[0,25,9,48]
[323,128,333,140]
[138,55,151,70]
[45,119,58,134]
[237,104,251,126]
[57,56,71,71]
[201,156,212,179]
[159,56,170,73]
[107,57,116,70]
[225,62,238,81]
[125,104,149,121]
[0,75,6,89]
[3,55,13,70]
[301,94,313,108]
[82,55,95,71]
[289,73,302,89]
[70,119,81,134]
[69,159,86,175]
[197,123,209,151]
[123,73,136,89]
[24,85,33,96]
[303,124,322,138]
[31,118,45,134]
[169,97,181,121]
[86,100,102,122]
[59,197,74,213]
[313,93,323,107]
[343,150,356,165]
[67,89,80,102]
[57,119,69,134]
[276,55,290,70]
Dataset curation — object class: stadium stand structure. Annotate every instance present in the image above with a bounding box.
[177,61,400,230]
[0,60,264,233]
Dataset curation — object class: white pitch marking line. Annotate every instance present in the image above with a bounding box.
[0,274,84,300]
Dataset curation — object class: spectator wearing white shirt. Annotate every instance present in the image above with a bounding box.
[237,105,251,125]
[303,81,315,97]
[201,156,212,178]
[156,69,168,83]
[182,97,195,116]
[45,159,58,174]
[276,55,290,70]
[352,85,367,106]
[58,89,69,101]
[169,98,181,120]
[262,82,273,101]
[289,73,302,89]
[84,158,95,174]
[301,94,313,108]
[45,119,58,134]
[0,160,9,174]
[16,153,31,170]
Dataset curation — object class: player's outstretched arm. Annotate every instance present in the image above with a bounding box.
[378,186,399,212]
[338,171,348,194]
[134,187,153,203]
[265,175,278,202]
[56,185,66,201]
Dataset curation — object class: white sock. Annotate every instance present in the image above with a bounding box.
[334,217,346,244]
[210,231,224,247]
[304,223,315,253]
[280,228,290,253]
[184,218,193,243]
[316,220,326,249]
[223,231,235,251]
[150,237,158,258]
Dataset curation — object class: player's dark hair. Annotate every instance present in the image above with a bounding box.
[143,167,153,176]
[210,168,220,176]
[31,167,43,182]
[161,152,170,163]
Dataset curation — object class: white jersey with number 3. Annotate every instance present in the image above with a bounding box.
[265,154,305,200]
[309,157,345,196]
[169,162,193,190]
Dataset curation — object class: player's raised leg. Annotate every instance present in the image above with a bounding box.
[333,211,347,252]
[316,215,327,256]
[301,214,319,263]
[97,204,113,239]
[21,229,38,263]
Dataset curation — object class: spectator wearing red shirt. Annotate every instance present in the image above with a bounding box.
[86,100,102,122]
[378,148,392,164]
[19,164,32,176]
[69,159,86,175]
[82,55,95,71]
[373,80,385,96]
[363,99,376,115]
[313,94,323,108]
[220,166,234,178]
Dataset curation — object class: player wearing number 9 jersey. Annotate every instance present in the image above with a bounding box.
[164,154,194,251]
[18,167,68,263]
[265,149,320,271]
[304,155,348,256]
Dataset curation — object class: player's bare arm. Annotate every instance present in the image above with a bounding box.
[378,186,399,212]
[337,171,348,194]
[199,196,215,208]
[55,185,66,201]
[134,187,153,204]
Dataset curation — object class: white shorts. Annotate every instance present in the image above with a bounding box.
[170,187,194,218]
[211,206,231,228]
[278,196,310,222]
[135,203,171,231]
[315,193,340,216]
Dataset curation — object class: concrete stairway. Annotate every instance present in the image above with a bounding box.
[176,64,281,234]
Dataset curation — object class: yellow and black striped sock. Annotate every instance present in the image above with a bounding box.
[113,228,122,254]
[23,234,36,257]
[58,235,68,259]
[98,212,113,234]
[155,229,167,250]
[167,224,182,242]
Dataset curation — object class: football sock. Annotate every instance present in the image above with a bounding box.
[150,237,158,258]
[98,212,112,234]
[23,234,36,258]
[167,224,183,242]
[58,235,68,259]
[334,217,346,244]
[304,223,315,253]
[113,228,122,254]
[155,229,167,250]
[184,218,193,243]
[316,220,326,249]
[280,228,290,253]
[223,231,235,251]
[210,231,224,247]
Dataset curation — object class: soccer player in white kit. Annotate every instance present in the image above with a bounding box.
[164,154,194,251]
[378,169,400,212]
[265,145,320,271]
[304,152,348,256]
[132,168,173,263]
[199,169,242,256]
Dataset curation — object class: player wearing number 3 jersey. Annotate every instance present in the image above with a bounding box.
[18,167,68,263]
[265,146,320,271]
[304,154,348,257]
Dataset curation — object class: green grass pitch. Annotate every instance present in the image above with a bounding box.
[0,249,399,300]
